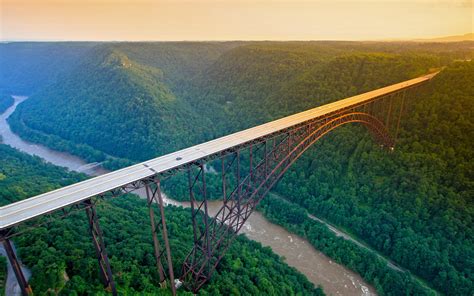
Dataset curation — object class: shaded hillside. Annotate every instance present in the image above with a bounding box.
[112,41,243,90]
[0,42,96,94]
[187,43,444,133]
[10,45,214,163]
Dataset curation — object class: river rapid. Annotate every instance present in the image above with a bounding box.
[0,96,376,296]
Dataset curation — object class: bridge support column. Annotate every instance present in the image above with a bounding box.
[395,90,406,141]
[181,164,213,292]
[0,234,32,296]
[181,135,300,292]
[145,180,176,296]
[84,200,117,296]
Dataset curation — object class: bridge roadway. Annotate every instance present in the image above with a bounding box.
[0,72,438,230]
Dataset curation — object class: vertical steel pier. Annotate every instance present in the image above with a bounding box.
[84,199,117,296]
[145,180,176,295]
[0,232,32,296]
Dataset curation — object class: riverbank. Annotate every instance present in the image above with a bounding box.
[268,192,438,294]
[258,194,438,295]
[268,193,404,271]
[0,96,107,176]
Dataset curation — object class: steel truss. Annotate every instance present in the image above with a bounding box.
[1,85,422,295]
[0,235,32,296]
[180,107,397,292]
[84,199,117,295]
[145,179,176,294]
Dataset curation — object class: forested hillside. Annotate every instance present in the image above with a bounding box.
[272,61,474,294]
[0,144,322,295]
[0,42,95,94]
[258,194,433,295]
[111,42,242,90]
[3,41,473,295]
[10,42,471,166]
[9,45,214,165]
[189,44,444,132]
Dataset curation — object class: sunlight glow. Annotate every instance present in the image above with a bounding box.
[1,0,472,41]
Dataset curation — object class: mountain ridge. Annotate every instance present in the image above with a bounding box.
[413,33,474,42]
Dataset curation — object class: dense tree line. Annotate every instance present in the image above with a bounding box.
[3,41,473,294]
[258,195,434,295]
[6,114,134,169]
[0,143,323,295]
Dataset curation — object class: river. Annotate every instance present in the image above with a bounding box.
[0,96,376,296]
[0,96,107,176]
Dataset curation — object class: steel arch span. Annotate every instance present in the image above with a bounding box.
[180,111,395,291]
[0,72,438,296]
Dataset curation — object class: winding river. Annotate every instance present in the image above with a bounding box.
[1,96,376,296]
[0,96,107,176]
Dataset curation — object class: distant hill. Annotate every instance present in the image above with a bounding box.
[9,44,216,162]
[6,41,473,167]
[0,42,96,94]
[413,33,474,42]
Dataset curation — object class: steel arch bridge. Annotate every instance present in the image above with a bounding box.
[0,72,438,295]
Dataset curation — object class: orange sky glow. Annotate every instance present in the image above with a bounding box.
[0,0,472,41]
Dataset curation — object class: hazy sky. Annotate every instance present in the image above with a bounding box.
[1,0,472,41]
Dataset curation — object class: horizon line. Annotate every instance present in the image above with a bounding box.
[1,32,472,43]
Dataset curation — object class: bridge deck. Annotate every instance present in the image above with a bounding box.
[0,72,438,229]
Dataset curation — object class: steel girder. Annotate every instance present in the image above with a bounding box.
[84,199,117,295]
[1,86,418,295]
[145,180,176,295]
[180,107,396,292]
[0,236,32,296]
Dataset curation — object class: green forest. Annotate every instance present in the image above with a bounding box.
[258,195,432,295]
[8,42,472,167]
[0,144,322,295]
[1,41,473,295]
[271,62,474,295]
